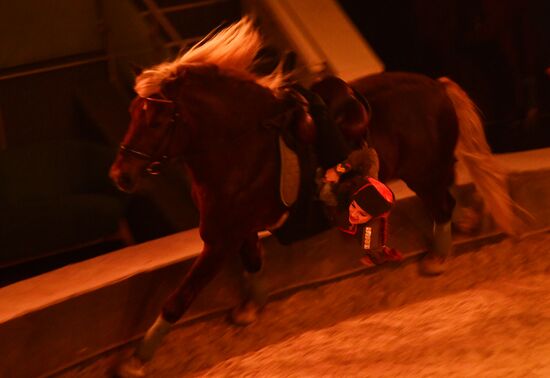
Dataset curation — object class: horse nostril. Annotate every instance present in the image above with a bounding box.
[118,173,134,191]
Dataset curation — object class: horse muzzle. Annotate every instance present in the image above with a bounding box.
[110,166,137,193]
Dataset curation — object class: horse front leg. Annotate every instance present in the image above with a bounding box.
[116,240,238,378]
[231,232,268,326]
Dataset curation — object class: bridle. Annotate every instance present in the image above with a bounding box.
[118,144,168,175]
[119,96,182,175]
[118,85,324,176]
[120,93,273,176]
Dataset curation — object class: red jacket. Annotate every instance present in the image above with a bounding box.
[339,213,402,265]
[339,215,388,251]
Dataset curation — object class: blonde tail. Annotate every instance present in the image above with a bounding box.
[438,77,531,236]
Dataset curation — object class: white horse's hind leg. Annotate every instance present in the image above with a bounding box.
[420,220,452,275]
[116,315,173,377]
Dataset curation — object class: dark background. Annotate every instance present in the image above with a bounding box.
[339,0,550,152]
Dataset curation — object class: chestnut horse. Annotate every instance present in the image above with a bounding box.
[109,18,523,376]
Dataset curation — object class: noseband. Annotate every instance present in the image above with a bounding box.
[119,96,181,175]
[118,144,167,175]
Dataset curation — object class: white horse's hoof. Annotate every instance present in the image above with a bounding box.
[231,300,262,326]
[115,355,146,378]
[419,254,448,276]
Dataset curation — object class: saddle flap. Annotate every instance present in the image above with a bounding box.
[278,135,300,207]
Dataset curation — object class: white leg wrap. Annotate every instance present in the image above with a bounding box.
[135,315,173,362]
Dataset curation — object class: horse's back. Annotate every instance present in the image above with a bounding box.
[351,72,440,95]
[351,72,459,185]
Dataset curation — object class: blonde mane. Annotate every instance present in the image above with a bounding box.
[135,17,286,97]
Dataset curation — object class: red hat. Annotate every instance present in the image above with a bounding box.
[351,177,395,217]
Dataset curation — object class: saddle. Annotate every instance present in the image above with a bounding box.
[275,82,372,208]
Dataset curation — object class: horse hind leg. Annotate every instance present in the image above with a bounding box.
[415,185,456,276]
[231,233,268,326]
[422,218,453,276]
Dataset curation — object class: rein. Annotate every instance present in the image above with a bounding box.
[121,84,368,176]
[120,95,281,175]
[118,144,169,175]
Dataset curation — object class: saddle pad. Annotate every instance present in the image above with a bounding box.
[279,135,300,207]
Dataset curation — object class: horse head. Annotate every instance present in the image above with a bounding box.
[110,16,292,239]
[110,64,229,193]
[310,75,370,141]
[110,61,287,196]
[109,85,186,193]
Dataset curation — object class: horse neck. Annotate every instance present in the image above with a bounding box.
[185,120,282,215]
[174,71,281,181]
[183,133,283,237]
[184,122,276,187]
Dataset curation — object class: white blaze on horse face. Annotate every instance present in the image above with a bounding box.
[349,200,372,225]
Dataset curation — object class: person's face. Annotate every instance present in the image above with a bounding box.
[348,200,372,224]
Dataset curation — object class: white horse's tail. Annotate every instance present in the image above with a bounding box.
[438,77,531,236]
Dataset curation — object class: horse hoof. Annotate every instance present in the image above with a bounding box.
[115,355,146,378]
[419,254,448,276]
[231,300,262,326]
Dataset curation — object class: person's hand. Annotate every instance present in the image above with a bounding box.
[324,168,340,183]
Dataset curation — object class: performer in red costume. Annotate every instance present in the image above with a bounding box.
[333,176,403,267]
[313,102,402,267]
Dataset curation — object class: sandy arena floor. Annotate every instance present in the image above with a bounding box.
[57,231,550,378]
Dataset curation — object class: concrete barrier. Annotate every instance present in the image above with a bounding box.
[1,148,549,378]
